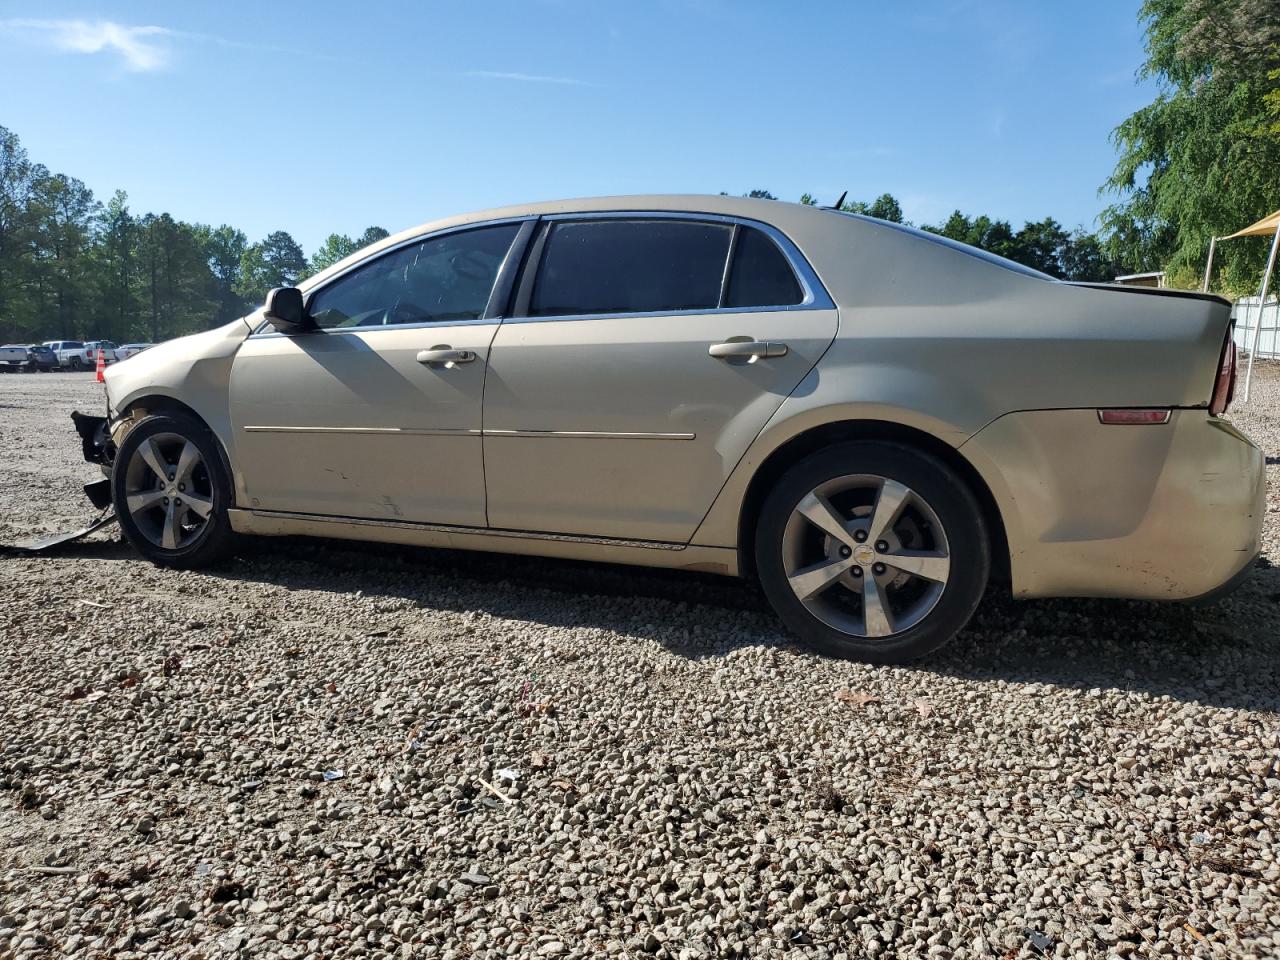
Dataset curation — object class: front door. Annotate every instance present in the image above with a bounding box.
[483,215,838,542]
[228,221,525,525]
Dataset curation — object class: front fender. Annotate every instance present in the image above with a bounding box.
[104,318,255,484]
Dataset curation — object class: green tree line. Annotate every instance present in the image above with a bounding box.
[0,124,389,344]
[745,190,1124,281]
[1102,0,1280,294]
[752,1,1280,297]
[6,0,1274,346]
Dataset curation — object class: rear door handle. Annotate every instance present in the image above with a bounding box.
[708,340,788,360]
[416,348,476,365]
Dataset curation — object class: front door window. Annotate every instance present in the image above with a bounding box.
[308,223,520,329]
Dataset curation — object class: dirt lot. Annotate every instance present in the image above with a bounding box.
[1,368,1278,960]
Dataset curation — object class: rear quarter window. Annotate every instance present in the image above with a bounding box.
[724,227,803,308]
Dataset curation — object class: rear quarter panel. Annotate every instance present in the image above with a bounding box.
[691,212,1229,549]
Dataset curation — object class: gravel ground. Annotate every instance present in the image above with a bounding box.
[1,369,1278,960]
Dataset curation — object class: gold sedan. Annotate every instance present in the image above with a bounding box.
[83,195,1264,663]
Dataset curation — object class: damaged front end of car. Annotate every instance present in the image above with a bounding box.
[71,410,117,509]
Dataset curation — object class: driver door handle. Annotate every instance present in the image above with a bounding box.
[417,348,476,365]
[708,340,788,359]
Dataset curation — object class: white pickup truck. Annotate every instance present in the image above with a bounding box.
[0,344,31,370]
[42,340,118,370]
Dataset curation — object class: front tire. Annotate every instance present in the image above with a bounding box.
[112,412,236,569]
[755,442,989,664]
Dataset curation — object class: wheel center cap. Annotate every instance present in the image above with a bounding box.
[853,544,876,565]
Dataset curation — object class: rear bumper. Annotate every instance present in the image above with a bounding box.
[962,410,1265,600]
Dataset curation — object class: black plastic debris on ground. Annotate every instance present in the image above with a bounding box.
[4,511,117,553]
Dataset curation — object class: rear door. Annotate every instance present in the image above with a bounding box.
[483,214,838,542]
[228,220,529,525]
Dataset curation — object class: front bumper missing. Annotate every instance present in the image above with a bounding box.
[71,411,116,509]
[72,410,115,466]
[1,414,120,553]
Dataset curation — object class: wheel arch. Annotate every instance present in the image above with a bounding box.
[115,394,236,503]
[735,419,1009,583]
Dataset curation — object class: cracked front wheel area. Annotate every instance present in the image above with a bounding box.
[756,441,989,663]
[112,412,235,569]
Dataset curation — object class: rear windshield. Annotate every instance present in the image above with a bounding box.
[830,211,1053,280]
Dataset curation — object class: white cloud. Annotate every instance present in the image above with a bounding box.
[465,70,589,86]
[0,18,173,71]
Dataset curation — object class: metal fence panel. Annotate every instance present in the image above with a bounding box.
[1232,298,1280,359]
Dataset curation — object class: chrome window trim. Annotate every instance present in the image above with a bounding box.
[249,316,500,340]
[247,209,834,339]
[512,210,834,325]
[248,216,536,340]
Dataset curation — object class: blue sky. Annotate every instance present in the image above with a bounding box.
[0,1,1157,256]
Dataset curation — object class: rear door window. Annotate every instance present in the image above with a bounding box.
[529,219,732,317]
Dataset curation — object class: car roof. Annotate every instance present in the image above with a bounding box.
[300,194,839,291]
[295,193,1059,308]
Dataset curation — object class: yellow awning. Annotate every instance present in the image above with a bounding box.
[1223,209,1280,239]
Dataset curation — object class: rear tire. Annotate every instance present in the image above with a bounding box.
[755,441,989,664]
[112,412,236,569]
[69,356,83,371]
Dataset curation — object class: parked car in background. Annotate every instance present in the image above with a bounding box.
[43,340,85,368]
[0,344,33,371]
[43,340,118,369]
[116,343,155,360]
[1,343,57,372]
[24,343,58,370]
[75,195,1263,664]
[82,340,119,367]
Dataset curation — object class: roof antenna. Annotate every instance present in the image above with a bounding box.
[831,190,847,210]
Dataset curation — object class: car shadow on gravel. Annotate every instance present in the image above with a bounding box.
[176,534,1280,714]
[929,560,1280,714]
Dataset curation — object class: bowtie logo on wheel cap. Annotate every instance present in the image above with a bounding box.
[853,543,876,566]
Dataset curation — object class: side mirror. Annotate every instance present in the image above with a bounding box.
[263,287,313,334]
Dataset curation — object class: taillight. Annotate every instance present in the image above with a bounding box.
[1209,333,1237,417]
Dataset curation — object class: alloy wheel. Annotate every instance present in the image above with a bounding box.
[780,474,951,639]
[122,432,215,550]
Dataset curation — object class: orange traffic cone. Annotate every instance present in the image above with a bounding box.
[95,348,106,383]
